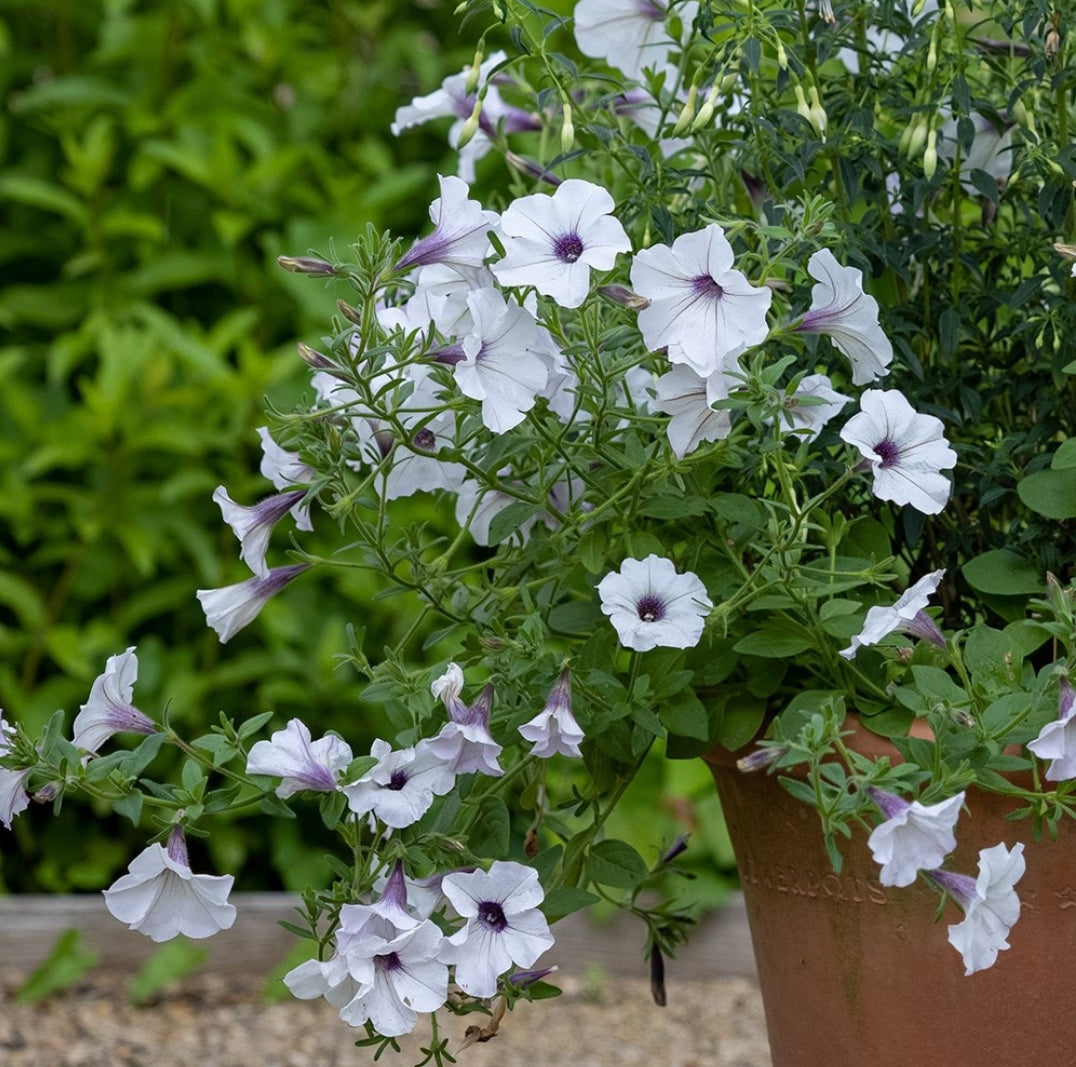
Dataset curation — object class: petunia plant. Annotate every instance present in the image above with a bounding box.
[5,0,1076,1059]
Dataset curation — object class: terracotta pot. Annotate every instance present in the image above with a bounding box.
[703,716,1076,1067]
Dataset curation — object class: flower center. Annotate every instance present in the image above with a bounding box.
[413,427,436,451]
[477,900,508,932]
[636,594,665,623]
[554,233,585,263]
[692,275,724,299]
[378,951,403,972]
[873,438,901,468]
[387,769,409,791]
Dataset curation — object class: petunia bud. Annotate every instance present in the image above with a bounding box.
[464,45,485,96]
[296,342,334,369]
[560,101,574,155]
[904,116,928,160]
[923,127,938,179]
[598,283,651,310]
[807,86,827,138]
[671,82,699,136]
[276,255,336,276]
[455,95,483,151]
[794,83,812,126]
[505,150,562,187]
[690,81,722,132]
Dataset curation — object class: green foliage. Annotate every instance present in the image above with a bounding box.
[128,938,209,1005]
[15,929,100,1003]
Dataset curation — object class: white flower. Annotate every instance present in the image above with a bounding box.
[631,223,772,377]
[0,711,30,830]
[256,427,314,532]
[342,739,456,828]
[103,828,236,942]
[72,647,156,754]
[454,288,550,433]
[840,570,946,659]
[936,113,1013,194]
[212,486,308,578]
[839,389,957,515]
[196,564,309,643]
[597,555,712,651]
[427,674,504,777]
[519,669,584,759]
[1027,677,1076,781]
[867,788,965,888]
[245,719,353,798]
[774,373,851,441]
[796,249,893,385]
[492,179,631,309]
[394,175,500,275]
[653,363,734,458]
[573,0,699,84]
[931,842,1025,976]
[440,861,555,998]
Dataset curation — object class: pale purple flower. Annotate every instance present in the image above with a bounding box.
[774,373,850,440]
[1027,676,1076,781]
[245,719,353,798]
[930,842,1025,975]
[103,827,236,942]
[796,249,893,385]
[453,288,550,433]
[0,711,30,830]
[492,179,631,309]
[631,224,772,377]
[379,262,492,341]
[839,389,957,514]
[72,647,156,754]
[427,675,504,777]
[440,861,555,997]
[867,787,965,888]
[840,570,947,659]
[653,363,734,458]
[197,563,309,643]
[519,669,584,759]
[285,865,449,1036]
[342,738,456,829]
[212,486,308,578]
[937,113,1013,194]
[257,427,314,532]
[394,175,500,275]
[573,0,699,83]
[597,555,712,652]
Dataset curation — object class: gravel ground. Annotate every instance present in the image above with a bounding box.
[0,968,771,1067]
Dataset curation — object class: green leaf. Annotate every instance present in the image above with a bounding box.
[962,549,1043,596]
[468,795,510,858]
[540,887,600,921]
[661,687,710,740]
[16,930,99,1003]
[1051,438,1076,469]
[733,628,812,657]
[487,501,541,545]
[129,939,209,1005]
[586,838,650,888]
[1017,467,1076,519]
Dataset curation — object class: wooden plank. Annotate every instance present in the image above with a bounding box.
[0,892,756,981]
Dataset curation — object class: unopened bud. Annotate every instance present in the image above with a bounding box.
[737,745,786,772]
[505,150,562,187]
[926,35,938,74]
[904,116,928,160]
[807,86,827,138]
[819,0,835,24]
[455,95,483,150]
[776,38,788,70]
[794,83,812,126]
[649,944,666,1006]
[297,341,334,369]
[560,101,575,155]
[598,283,651,310]
[464,45,485,96]
[691,82,722,132]
[671,82,699,136]
[277,255,336,276]
[33,782,60,803]
[336,299,363,325]
[923,127,938,179]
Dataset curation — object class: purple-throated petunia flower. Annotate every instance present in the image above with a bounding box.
[773,373,851,440]
[1027,676,1076,781]
[342,739,456,829]
[519,668,585,758]
[573,0,700,84]
[928,842,1025,975]
[427,669,504,777]
[631,223,772,378]
[597,554,712,652]
[245,718,354,798]
[453,288,550,433]
[72,647,156,755]
[840,570,947,659]
[439,860,555,998]
[867,787,965,887]
[394,175,500,276]
[284,863,449,1036]
[256,427,314,532]
[653,363,735,458]
[212,486,309,578]
[197,563,310,644]
[839,389,957,515]
[491,179,631,309]
[796,249,893,385]
[0,711,30,830]
[103,827,236,942]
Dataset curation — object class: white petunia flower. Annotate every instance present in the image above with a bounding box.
[867,787,965,888]
[394,175,500,275]
[631,223,772,378]
[427,671,504,777]
[796,249,893,385]
[212,486,308,578]
[492,179,631,309]
[0,711,30,830]
[103,827,236,942]
[72,647,156,754]
[840,570,946,659]
[936,113,1013,195]
[774,373,851,441]
[653,363,735,458]
[1027,676,1076,781]
[453,288,550,433]
[256,427,314,532]
[930,842,1025,975]
[440,861,555,998]
[342,739,456,829]
[574,0,699,84]
[245,718,354,798]
[519,668,584,759]
[839,389,957,515]
[597,554,712,651]
[197,564,309,644]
